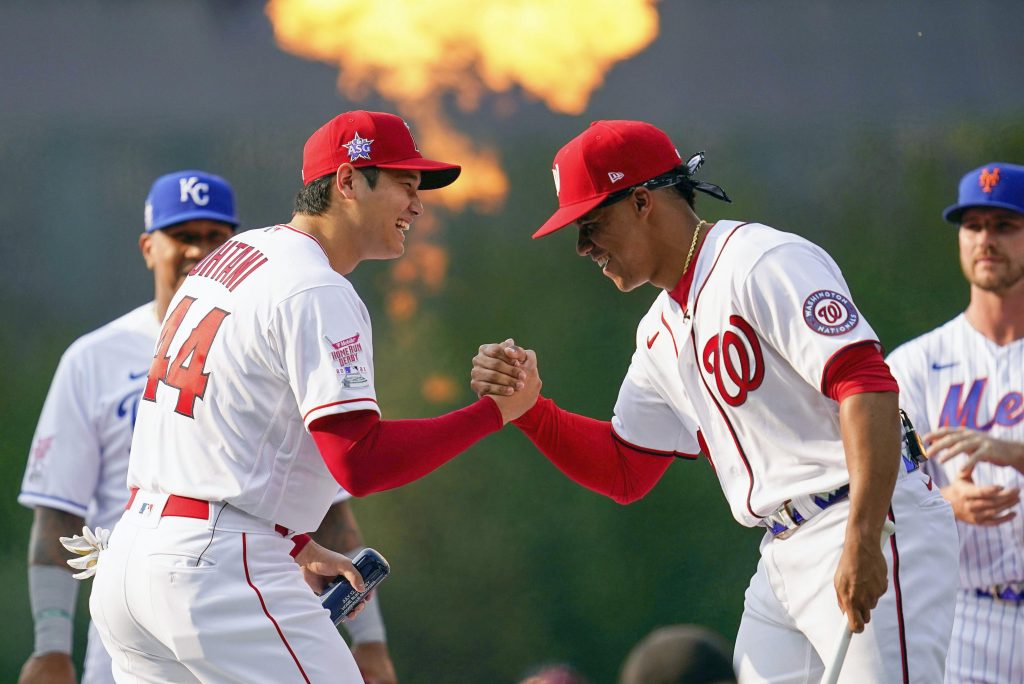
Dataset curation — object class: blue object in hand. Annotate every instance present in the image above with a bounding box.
[319,548,391,626]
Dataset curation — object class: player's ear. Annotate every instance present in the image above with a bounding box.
[334,163,359,200]
[139,232,156,271]
[632,186,653,220]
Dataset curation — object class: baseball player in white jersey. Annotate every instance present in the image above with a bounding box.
[86,111,539,683]
[887,162,1024,684]
[20,170,397,684]
[471,120,959,682]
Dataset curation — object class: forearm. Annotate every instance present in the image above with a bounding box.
[1002,440,1024,474]
[26,508,85,657]
[28,507,84,567]
[513,396,676,504]
[311,397,504,497]
[839,392,901,541]
[311,501,364,553]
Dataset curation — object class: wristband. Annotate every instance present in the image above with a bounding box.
[29,564,78,656]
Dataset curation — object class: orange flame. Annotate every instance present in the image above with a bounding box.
[266,0,661,210]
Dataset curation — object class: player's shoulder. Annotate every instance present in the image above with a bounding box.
[711,220,820,268]
[61,302,159,362]
[887,314,965,364]
[245,225,358,298]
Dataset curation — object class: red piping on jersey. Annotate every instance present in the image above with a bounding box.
[612,429,699,459]
[303,397,379,424]
[690,328,763,519]
[660,312,679,357]
[277,224,329,259]
[242,533,311,684]
[887,509,910,684]
[668,222,717,309]
[696,430,715,471]
[688,223,763,519]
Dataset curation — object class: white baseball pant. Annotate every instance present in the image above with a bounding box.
[734,471,959,683]
[89,493,362,683]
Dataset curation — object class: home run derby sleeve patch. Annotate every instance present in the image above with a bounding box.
[802,290,859,336]
[324,333,370,388]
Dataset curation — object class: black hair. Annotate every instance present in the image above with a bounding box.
[293,167,381,216]
[669,166,698,209]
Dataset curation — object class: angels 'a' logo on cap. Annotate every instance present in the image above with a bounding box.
[979,167,1001,193]
[608,171,625,183]
[403,121,420,152]
[344,132,374,162]
[552,163,561,197]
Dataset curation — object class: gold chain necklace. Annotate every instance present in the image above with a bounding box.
[681,219,708,278]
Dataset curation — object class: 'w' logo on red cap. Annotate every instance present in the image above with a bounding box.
[979,167,1001,193]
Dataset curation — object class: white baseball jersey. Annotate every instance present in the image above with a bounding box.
[128,225,370,533]
[20,302,160,532]
[612,220,959,682]
[887,314,1024,588]
[19,297,355,683]
[613,221,882,527]
[888,315,1024,684]
[19,303,158,684]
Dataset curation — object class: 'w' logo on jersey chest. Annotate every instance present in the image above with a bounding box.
[701,315,765,406]
[938,379,1024,430]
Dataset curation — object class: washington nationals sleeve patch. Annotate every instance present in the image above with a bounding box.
[802,290,860,336]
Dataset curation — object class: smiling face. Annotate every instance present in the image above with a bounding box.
[574,193,661,292]
[958,207,1024,295]
[140,219,234,317]
[356,168,423,260]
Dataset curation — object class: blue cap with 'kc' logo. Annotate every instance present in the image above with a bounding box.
[943,162,1024,224]
[144,170,239,233]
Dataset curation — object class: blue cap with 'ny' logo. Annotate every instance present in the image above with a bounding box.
[943,162,1024,224]
[144,170,239,233]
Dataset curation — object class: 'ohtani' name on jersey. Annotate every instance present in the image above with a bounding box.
[939,379,1024,431]
[189,241,268,291]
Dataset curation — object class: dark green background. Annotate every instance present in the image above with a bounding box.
[3,119,1022,683]
[3,1,1024,681]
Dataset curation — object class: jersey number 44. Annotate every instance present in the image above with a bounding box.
[142,296,229,418]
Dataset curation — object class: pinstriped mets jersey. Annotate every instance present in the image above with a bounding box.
[888,314,1024,684]
[888,314,1024,588]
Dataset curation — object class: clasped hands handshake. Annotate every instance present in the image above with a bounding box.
[471,338,542,424]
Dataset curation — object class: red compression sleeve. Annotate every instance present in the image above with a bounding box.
[512,396,685,504]
[822,342,899,403]
[309,397,504,497]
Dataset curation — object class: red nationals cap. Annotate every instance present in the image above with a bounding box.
[302,111,461,190]
[533,120,683,238]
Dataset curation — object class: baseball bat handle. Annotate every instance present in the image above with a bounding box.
[820,519,895,684]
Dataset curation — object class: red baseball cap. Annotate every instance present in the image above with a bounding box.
[533,120,683,238]
[302,111,461,190]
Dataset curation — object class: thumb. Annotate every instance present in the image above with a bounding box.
[337,561,366,593]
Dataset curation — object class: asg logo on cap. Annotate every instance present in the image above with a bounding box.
[344,132,374,162]
[552,164,561,197]
[179,176,210,206]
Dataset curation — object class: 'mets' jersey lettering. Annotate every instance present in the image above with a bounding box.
[129,226,376,532]
[888,316,1024,587]
[613,221,883,527]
